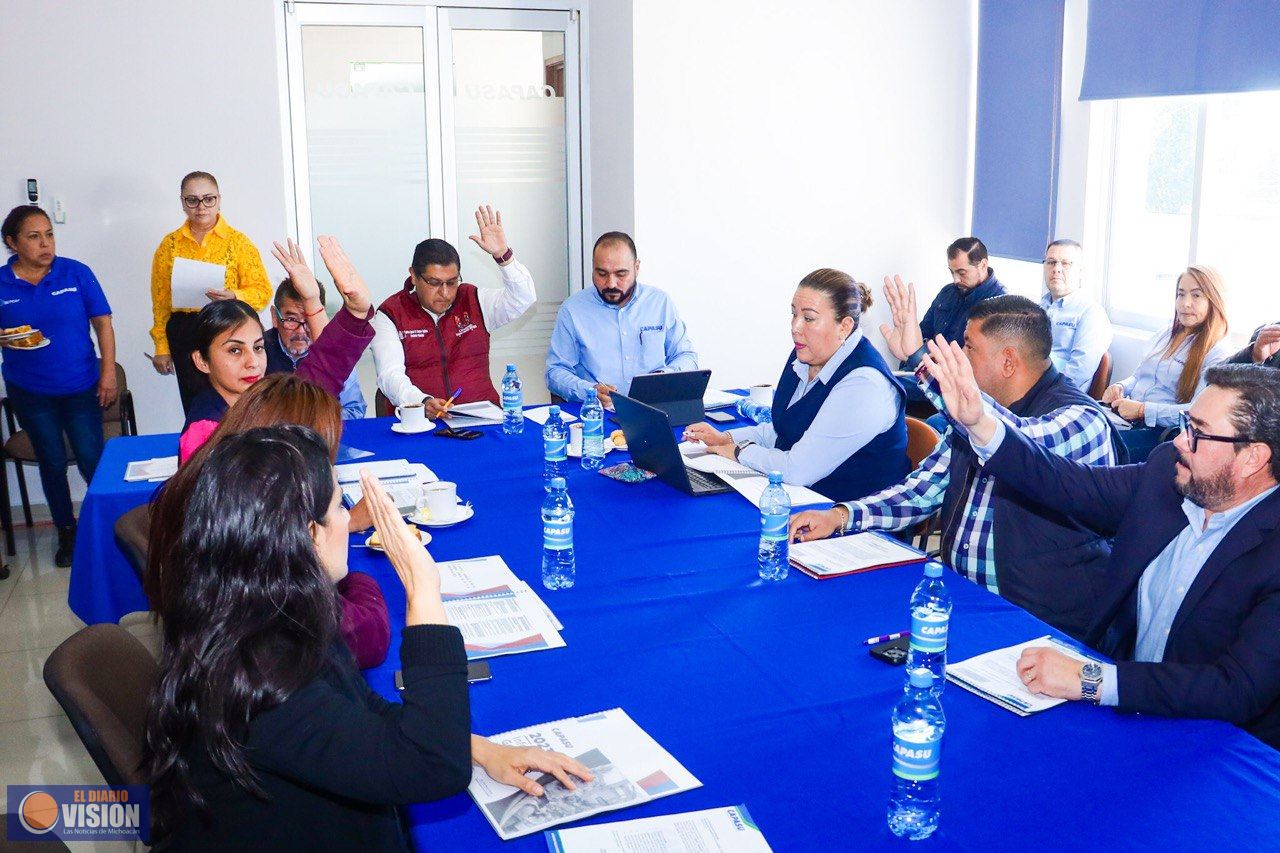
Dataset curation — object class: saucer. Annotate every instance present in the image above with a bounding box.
[391,420,434,435]
[408,503,475,528]
[364,529,432,551]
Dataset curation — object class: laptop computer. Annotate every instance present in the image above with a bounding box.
[612,393,732,496]
[627,369,712,426]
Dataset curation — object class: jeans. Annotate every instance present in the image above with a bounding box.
[6,382,105,528]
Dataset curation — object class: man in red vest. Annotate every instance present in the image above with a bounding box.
[371,205,536,417]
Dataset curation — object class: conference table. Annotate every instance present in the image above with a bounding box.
[70,408,1280,849]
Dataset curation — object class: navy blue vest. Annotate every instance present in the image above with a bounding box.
[770,337,909,502]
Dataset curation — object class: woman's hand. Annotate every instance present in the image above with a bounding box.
[682,422,732,446]
[97,372,119,408]
[346,497,372,533]
[1113,398,1145,422]
[359,470,444,626]
[205,288,236,301]
[271,238,324,311]
[1101,383,1124,405]
[471,736,594,796]
[317,236,373,318]
[150,354,174,375]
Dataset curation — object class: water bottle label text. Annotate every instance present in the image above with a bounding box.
[909,612,948,653]
[543,519,573,550]
[891,734,941,781]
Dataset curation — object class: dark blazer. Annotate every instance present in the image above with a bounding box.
[1228,323,1280,370]
[983,430,1280,748]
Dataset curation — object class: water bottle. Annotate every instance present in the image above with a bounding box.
[905,562,953,696]
[736,398,773,424]
[757,471,791,581]
[501,364,524,435]
[542,405,568,490]
[541,476,575,590]
[580,389,605,470]
[887,669,946,840]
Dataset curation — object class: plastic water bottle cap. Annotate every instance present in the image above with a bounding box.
[548,405,561,416]
[550,477,567,490]
[506,363,516,371]
[908,669,934,689]
[924,562,944,578]
[767,471,783,485]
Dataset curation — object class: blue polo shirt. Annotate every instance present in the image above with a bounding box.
[0,255,112,396]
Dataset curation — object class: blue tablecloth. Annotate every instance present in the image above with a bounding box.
[69,414,1280,849]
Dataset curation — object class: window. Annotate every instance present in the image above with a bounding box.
[1095,91,1280,336]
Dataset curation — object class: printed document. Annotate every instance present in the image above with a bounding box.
[789,532,926,579]
[438,556,566,632]
[545,804,772,852]
[169,257,225,309]
[124,456,179,483]
[437,556,566,659]
[678,442,832,507]
[470,708,702,840]
[446,400,506,427]
[336,459,436,512]
[526,406,578,426]
[947,635,1104,716]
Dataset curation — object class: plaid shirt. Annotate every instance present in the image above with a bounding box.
[840,383,1116,594]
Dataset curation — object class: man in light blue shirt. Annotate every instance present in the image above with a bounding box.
[1040,239,1111,392]
[546,232,697,405]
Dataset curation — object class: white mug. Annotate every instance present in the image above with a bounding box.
[749,385,773,406]
[568,422,584,455]
[396,403,427,430]
[423,481,459,520]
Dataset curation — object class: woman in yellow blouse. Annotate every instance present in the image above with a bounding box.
[150,171,271,413]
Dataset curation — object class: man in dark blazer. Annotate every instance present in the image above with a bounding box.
[924,341,1280,748]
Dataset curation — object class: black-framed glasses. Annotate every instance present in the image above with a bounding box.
[272,307,306,330]
[416,273,462,290]
[181,194,219,209]
[1179,412,1254,453]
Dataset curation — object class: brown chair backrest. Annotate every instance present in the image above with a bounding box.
[43,624,158,788]
[101,363,128,423]
[114,504,151,587]
[375,389,394,418]
[1088,351,1113,401]
[905,417,942,468]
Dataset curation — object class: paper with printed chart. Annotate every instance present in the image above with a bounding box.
[438,556,566,659]
[169,257,225,309]
[677,442,832,507]
[544,804,773,853]
[946,635,1105,716]
[470,708,702,841]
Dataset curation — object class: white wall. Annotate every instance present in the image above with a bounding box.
[629,0,977,388]
[0,0,290,510]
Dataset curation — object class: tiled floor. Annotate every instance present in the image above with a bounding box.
[0,523,154,851]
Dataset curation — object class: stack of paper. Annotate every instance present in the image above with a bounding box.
[470,708,702,840]
[446,400,506,427]
[789,532,927,579]
[946,635,1104,716]
[335,458,437,513]
[545,804,772,852]
[678,441,832,507]
[438,556,566,660]
[124,456,179,483]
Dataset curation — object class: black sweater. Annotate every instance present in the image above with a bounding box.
[165,624,471,851]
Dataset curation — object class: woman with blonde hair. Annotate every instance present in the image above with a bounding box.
[1103,265,1233,461]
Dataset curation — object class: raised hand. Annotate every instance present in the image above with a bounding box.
[271,238,323,308]
[468,205,509,258]
[1253,326,1280,364]
[921,336,985,430]
[359,470,443,625]
[317,236,372,318]
[878,275,924,362]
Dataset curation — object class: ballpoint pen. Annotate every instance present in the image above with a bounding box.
[862,630,911,646]
[440,387,463,434]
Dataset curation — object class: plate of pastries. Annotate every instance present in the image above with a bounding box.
[0,325,49,349]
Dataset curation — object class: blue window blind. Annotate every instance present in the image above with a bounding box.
[1081,1,1280,100]
[972,0,1066,263]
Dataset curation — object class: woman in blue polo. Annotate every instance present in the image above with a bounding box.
[0,205,117,568]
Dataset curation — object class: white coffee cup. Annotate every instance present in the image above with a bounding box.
[749,385,773,406]
[423,481,459,520]
[396,403,427,430]
[568,422,584,456]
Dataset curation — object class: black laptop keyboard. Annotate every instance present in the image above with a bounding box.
[687,469,723,491]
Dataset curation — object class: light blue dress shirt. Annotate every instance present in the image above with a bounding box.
[1041,289,1112,391]
[1118,325,1233,428]
[277,335,367,420]
[725,331,900,487]
[972,415,1278,707]
[545,283,698,401]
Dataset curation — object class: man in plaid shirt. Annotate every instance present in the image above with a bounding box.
[791,294,1121,639]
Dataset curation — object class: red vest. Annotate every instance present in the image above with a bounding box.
[377,280,498,405]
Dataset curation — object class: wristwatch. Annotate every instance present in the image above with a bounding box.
[733,440,755,461]
[1080,661,1103,705]
[493,247,514,265]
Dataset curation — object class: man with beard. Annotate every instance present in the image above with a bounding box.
[923,341,1280,749]
[265,278,366,419]
[546,232,697,407]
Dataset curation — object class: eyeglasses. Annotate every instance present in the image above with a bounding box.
[182,194,220,209]
[1179,412,1254,453]
[273,307,306,330]
[417,273,462,290]
[1042,259,1073,269]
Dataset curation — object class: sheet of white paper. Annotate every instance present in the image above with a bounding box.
[946,635,1102,716]
[525,406,577,426]
[470,708,702,840]
[338,460,436,511]
[789,532,924,576]
[446,400,505,427]
[124,456,179,483]
[445,589,566,661]
[703,389,745,410]
[677,442,830,507]
[545,804,773,853]
[169,257,226,309]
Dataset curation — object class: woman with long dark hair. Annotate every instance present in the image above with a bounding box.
[144,426,589,848]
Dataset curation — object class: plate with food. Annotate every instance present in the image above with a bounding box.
[363,523,432,551]
[0,326,48,348]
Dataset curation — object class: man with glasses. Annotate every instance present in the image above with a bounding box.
[371,205,535,417]
[925,342,1280,748]
[1040,238,1112,391]
[265,278,365,419]
[546,231,698,407]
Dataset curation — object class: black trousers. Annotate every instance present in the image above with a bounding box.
[166,312,209,415]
